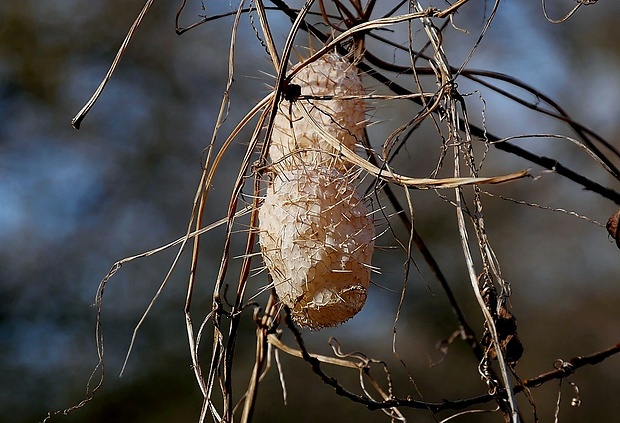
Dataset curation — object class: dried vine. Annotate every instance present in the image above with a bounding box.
[58,1,620,423]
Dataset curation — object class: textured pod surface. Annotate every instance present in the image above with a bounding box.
[270,52,366,171]
[258,166,375,329]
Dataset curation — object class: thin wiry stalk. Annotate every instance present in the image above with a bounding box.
[187,0,246,406]
[239,292,278,422]
[542,0,595,24]
[71,0,155,129]
[253,0,281,70]
[410,0,519,418]
[298,103,529,187]
[361,44,620,177]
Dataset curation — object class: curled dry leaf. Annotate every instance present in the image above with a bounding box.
[481,285,524,366]
[606,209,620,249]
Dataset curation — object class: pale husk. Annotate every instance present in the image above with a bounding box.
[258,166,374,329]
[270,52,365,172]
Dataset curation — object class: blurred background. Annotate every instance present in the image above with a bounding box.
[1,1,619,422]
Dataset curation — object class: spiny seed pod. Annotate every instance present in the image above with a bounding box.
[258,166,375,329]
[270,52,366,171]
[259,51,373,328]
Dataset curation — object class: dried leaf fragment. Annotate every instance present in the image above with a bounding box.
[606,209,620,249]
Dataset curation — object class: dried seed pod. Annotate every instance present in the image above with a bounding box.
[258,166,375,329]
[270,52,365,171]
[259,51,373,328]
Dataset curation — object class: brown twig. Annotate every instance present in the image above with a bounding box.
[519,343,620,390]
[287,313,620,413]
